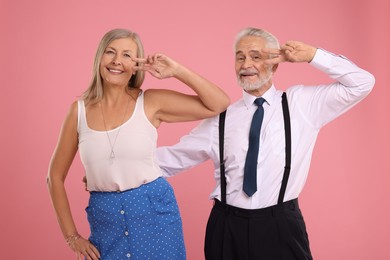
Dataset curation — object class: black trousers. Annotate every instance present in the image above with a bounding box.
[204,199,313,260]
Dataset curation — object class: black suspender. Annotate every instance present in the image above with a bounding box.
[218,92,292,205]
[219,110,227,204]
[278,92,292,204]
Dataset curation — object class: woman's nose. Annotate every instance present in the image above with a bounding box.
[112,56,121,65]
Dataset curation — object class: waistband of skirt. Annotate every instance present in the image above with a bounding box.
[89,176,164,195]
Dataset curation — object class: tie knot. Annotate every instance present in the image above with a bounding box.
[254,97,266,107]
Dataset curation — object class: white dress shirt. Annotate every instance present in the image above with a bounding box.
[156,49,375,209]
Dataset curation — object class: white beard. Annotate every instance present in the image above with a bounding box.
[237,68,273,91]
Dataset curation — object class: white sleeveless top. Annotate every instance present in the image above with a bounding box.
[77,92,162,192]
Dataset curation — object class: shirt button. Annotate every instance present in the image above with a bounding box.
[126,253,131,258]
[125,231,129,236]
[120,210,125,214]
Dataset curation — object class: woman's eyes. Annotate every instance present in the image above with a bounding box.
[104,50,132,58]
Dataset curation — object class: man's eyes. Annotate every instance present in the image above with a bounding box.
[236,56,263,62]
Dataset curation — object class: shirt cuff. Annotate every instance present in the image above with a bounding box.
[309,48,332,71]
[310,48,353,72]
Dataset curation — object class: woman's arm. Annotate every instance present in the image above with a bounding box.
[135,54,230,126]
[47,101,100,260]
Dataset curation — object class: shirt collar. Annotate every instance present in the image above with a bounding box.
[242,85,277,109]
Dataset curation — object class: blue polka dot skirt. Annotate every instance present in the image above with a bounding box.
[86,177,186,259]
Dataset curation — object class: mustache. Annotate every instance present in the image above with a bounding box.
[239,68,258,76]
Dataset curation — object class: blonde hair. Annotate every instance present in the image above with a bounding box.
[82,28,145,104]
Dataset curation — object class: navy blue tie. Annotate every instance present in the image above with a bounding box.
[243,97,266,197]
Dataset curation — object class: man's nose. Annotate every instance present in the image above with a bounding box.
[242,58,254,68]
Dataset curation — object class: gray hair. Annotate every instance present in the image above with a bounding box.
[234,27,280,50]
[82,28,145,104]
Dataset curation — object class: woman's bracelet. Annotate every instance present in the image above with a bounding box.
[65,232,81,247]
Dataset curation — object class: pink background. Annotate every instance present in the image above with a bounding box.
[1,0,389,259]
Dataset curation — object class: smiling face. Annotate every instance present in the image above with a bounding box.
[235,36,274,94]
[99,37,138,88]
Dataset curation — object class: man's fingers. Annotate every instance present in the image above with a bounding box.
[263,57,280,65]
[262,47,281,55]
